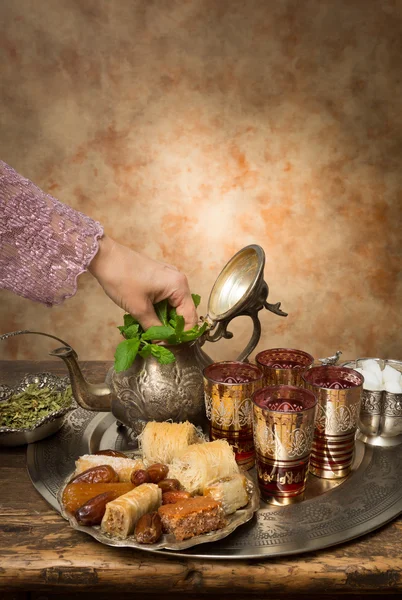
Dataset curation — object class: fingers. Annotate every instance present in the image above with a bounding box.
[176,297,198,329]
[90,236,198,332]
[133,301,162,331]
[166,272,198,329]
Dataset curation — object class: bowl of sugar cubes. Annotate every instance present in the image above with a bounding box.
[342,358,402,445]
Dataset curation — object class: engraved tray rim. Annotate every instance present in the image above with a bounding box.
[27,409,402,560]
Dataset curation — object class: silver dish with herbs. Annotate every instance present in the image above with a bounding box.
[0,372,75,446]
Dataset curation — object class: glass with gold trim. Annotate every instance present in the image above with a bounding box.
[203,361,264,470]
[302,366,363,479]
[255,348,314,387]
[252,385,318,505]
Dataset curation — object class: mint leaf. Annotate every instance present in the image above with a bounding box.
[124,324,140,339]
[150,345,175,364]
[168,306,178,326]
[114,338,141,373]
[174,314,185,342]
[124,314,139,328]
[154,300,169,327]
[192,294,201,308]
[181,321,208,342]
[115,294,205,368]
[138,344,153,359]
[141,325,175,341]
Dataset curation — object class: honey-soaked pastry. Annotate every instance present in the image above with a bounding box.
[62,482,134,514]
[101,483,162,539]
[168,439,239,494]
[139,421,201,465]
[203,474,249,515]
[158,496,226,541]
[75,454,145,482]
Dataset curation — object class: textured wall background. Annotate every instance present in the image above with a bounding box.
[0,0,401,365]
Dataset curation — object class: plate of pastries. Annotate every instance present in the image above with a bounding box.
[58,421,260,551]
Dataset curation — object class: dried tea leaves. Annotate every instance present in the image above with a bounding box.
[0,383,73,429]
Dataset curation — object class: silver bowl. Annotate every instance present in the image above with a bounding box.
[0,372,76,447]
[342,358,402,447]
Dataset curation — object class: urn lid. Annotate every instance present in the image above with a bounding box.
[205,244,287,325]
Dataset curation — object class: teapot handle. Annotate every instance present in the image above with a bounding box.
[0,329,76,355]
[204,309,262,362]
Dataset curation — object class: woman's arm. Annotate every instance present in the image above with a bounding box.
[0,161,197,329]
[0,160,103,306]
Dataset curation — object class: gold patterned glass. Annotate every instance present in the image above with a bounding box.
[255,348,314,387]
[302,366,363,479]
[252,385,318,505]
[203,361,264,470]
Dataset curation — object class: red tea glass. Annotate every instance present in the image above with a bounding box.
[255,348,314,387]
[252,385,317,505]
[302,366,363,479]
[203,361,264,470]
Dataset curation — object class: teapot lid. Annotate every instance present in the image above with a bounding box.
[206,244,266,324]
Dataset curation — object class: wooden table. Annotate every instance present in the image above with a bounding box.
[1,360,402,600]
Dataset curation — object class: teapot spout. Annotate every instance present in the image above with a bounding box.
[49,346,112,412]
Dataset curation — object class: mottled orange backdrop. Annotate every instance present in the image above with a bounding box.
[0,0,401,365]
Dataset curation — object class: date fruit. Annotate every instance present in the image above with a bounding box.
[62,482,134,513]
[131,469,151,486]
[157,478,181,493]
[135,512,163,544]
[69,465,119,485]
[75,491,116,526]
[93,449,128,458]
[162,490,191,505]
[146,463,169,483]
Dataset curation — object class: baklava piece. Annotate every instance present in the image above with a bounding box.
[158,496,226,541]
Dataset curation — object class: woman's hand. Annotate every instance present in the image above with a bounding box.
[88,235,198,330]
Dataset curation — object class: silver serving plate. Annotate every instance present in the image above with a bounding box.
[58,470,259,551]
[0,372,75,447]
[27,409,402,559]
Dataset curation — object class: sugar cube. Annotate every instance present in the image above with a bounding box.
[382,365,402,385]
[384,381,402,394]
[360,359,383,385]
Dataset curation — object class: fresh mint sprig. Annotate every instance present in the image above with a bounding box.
[114,294,208,373]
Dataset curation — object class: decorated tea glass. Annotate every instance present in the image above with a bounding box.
[302,366,363,479]
[203,361,264,470]
[252,385,317,505]
[255,348,314,387]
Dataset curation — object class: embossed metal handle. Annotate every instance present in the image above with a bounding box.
[205,310,262,362]
[0,330,77,358]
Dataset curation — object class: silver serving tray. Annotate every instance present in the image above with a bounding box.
[27,408,402,559]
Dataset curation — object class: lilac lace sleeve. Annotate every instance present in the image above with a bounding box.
[0,161,104,306]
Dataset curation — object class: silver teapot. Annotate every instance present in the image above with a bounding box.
[1,245,287,434]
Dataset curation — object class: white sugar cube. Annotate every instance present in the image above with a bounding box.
[382,365,402,385]
[360,359,383,384]
[363,381,383,392]
[359,369,382,391]
[384,381,402,394]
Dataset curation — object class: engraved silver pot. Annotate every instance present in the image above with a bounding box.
[106,340,212,434]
